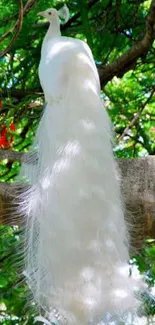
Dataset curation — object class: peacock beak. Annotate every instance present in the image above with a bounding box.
[37,11,46,18]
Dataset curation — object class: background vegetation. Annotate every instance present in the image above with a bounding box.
[0,0,155,323]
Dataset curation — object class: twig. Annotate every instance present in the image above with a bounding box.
[0,21,17,43]
[0,88,43,99]
[118,87,155,141]
[23,0,37,14]
[0,0,24,57]
[0,0,37,57]
[0,13,17,24]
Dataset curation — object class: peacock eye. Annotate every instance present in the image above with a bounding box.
[48,12,52,15]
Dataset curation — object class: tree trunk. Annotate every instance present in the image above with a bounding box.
[119,156,155,251]
[0,155,154,252]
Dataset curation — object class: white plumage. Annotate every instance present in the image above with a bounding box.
[19,5,144,325]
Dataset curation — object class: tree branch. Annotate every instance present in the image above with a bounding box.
[0,0,37,57]
[118,87,155,141]
[0,0,24,58]
[0,88,43,99]
[100,0,155,86]
[0,156,154,251]
[0,150,37,164]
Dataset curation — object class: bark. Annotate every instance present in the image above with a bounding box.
[0,154,154,251]
[0,149,37,164]
[119,156,155,251]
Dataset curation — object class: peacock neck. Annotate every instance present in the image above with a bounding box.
[44,23,61,42]
[41,24,61,56]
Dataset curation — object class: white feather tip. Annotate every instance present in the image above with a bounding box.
[58,4,70,23]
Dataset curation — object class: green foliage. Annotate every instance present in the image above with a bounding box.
[0,226,36,324]
[131,241,155,317]
[106,69,155,157]
[0,0,154,323]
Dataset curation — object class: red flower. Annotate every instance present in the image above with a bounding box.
[1,127,7,137]
[0,135,10,148]
[10,135,14,143]
[0,99,2,109]
[0,123,15,148]
[0,136,5,148]
[10,122,16,132]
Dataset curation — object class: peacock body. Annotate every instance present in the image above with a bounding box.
[19,5,144,325]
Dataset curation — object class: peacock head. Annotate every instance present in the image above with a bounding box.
[38,5,69,24]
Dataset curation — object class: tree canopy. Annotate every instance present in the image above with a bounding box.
[0,0,155,324]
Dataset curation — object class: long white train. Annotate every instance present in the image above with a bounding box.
[19,6,143,325]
